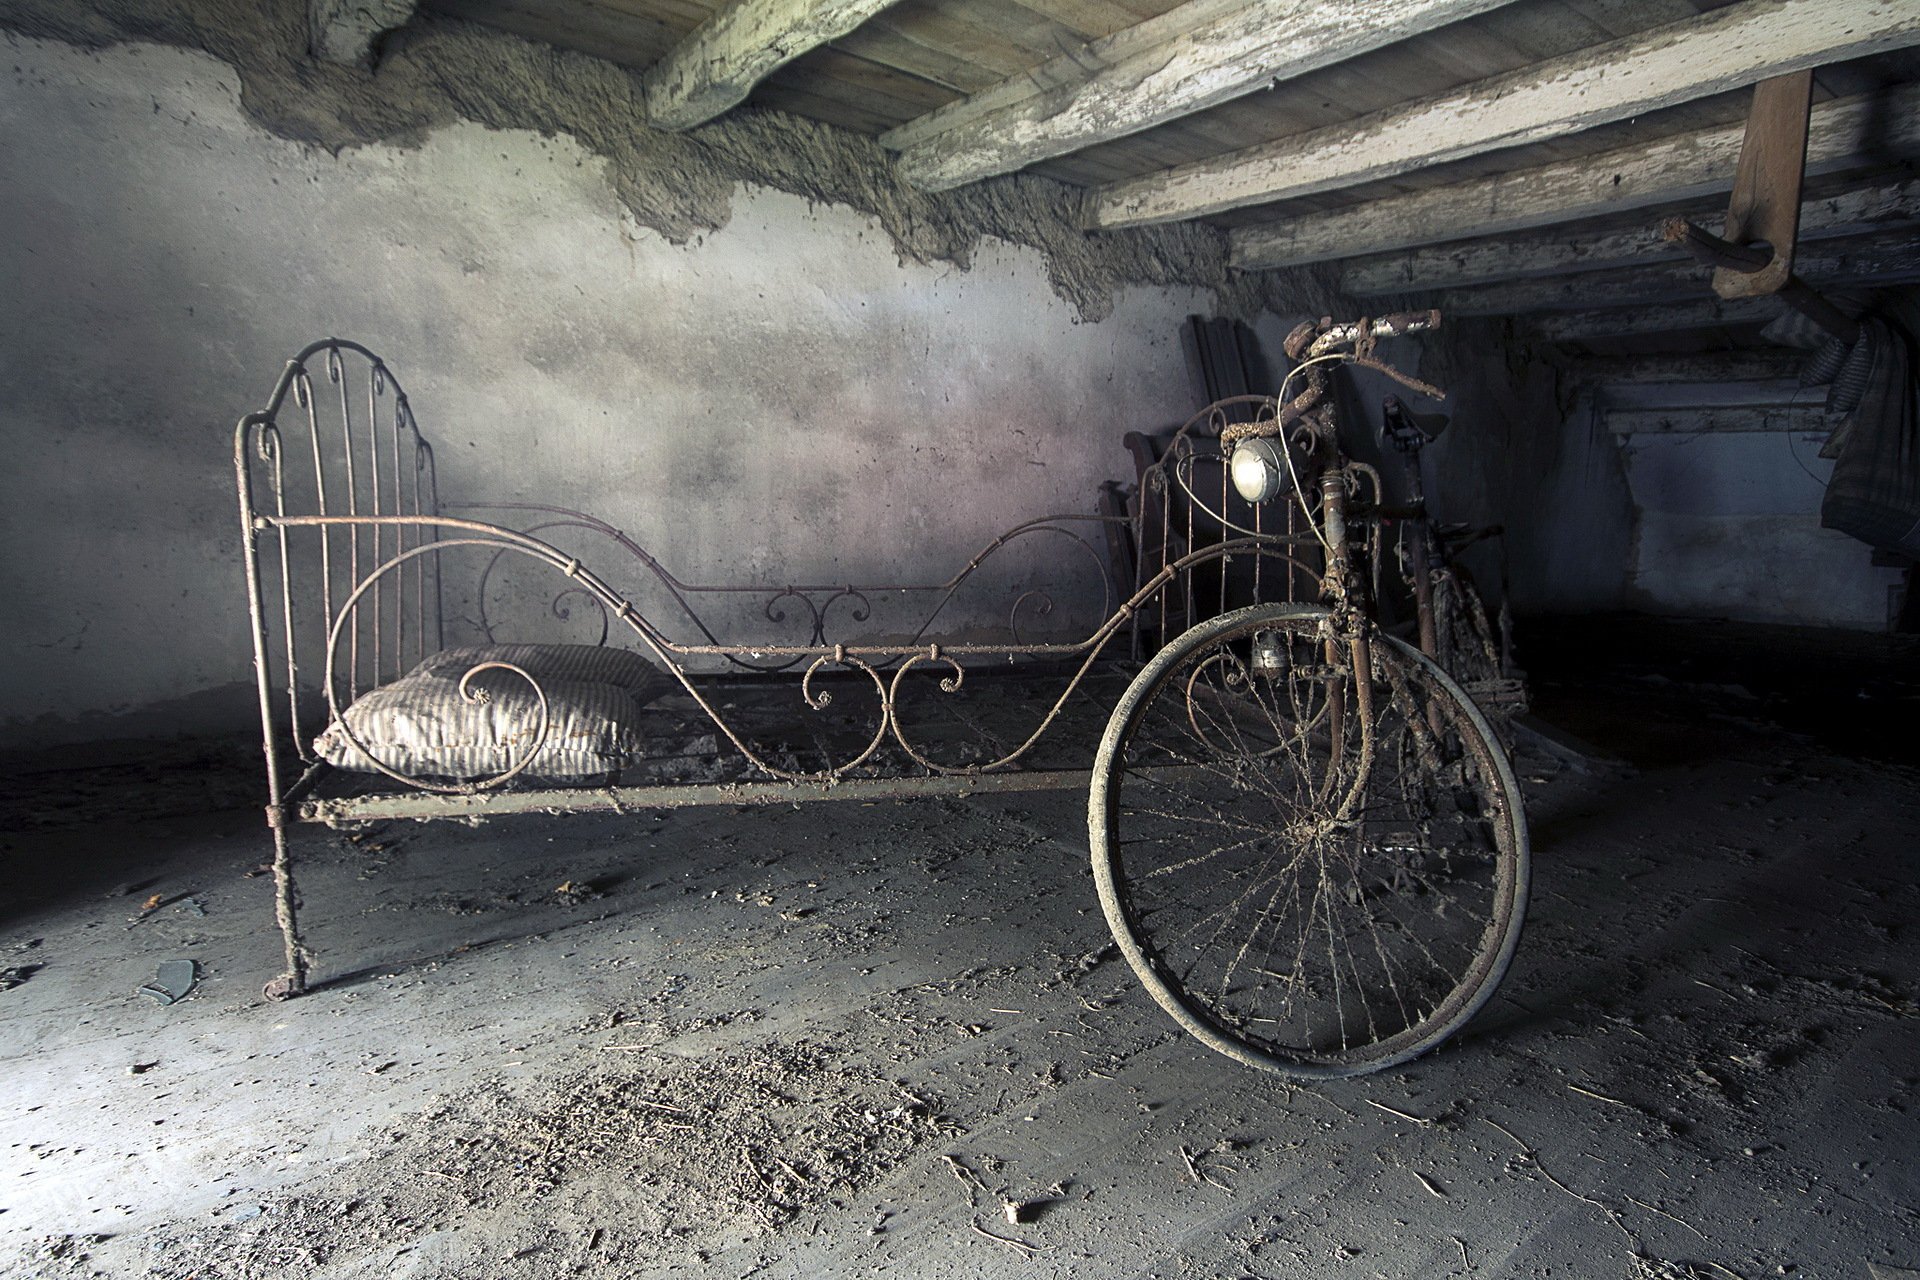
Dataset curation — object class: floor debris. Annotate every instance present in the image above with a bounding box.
[135,959,197,1006]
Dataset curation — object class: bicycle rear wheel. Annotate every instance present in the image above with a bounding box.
[1088,603,1528,1077]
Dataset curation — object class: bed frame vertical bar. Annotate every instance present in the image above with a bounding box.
[235,407,311,1000]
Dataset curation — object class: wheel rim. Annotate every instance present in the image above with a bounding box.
[1090,605,1528,1077]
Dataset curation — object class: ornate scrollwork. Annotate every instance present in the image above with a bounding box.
[764,587,823,646]
[819,587,872,640]
[884,642,1114,776]
[1008,590,1054,645]
[551,587,610,646]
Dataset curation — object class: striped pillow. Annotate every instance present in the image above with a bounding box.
[410,643,664,703]
[314,664,649,783]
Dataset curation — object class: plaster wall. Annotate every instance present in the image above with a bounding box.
[1619,428,1903,629]
[1388,326,1898,632]
[0,36,1221,749]
[1466,379,1901,631]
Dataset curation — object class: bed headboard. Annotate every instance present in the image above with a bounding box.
[235,339,443,764]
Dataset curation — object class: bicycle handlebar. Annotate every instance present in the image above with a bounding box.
[1286,310,1443,361]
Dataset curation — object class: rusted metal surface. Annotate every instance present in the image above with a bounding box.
[299,766,1128,826]
[459,502,1131,668]
[1662,217,1861,344]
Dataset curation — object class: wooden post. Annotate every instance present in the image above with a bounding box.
[1714,71,1815,298]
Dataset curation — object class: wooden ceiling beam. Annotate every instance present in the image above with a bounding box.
[643,0,910,130]
[1568,350,1803,385]
[1233,83,1920,270]
[1604,405,1832,435]
[1342,176,1920,297]
[1090,0,1920,230]
[1435,226,1920,316]
[1600,379,1809,411]
[878,0,1244,153]
[1536,296,1784,343]
[882,0,1522,192]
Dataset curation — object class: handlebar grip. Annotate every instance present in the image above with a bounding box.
[1368,309,1442,339]
[1293,310,1444,360]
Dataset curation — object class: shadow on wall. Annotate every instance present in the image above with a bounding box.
[1617,425,1904,630]
[1383,321,1637,620]
[1403,315,1901,633]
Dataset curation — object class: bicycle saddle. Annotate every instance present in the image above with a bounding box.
[1381,395,1449,451]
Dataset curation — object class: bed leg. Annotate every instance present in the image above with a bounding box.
[263,813,311,1001]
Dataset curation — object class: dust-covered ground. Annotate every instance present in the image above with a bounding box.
[3,622,1918,1279]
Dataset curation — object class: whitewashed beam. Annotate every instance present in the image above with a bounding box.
[1570,351,1802,385]
[884,0,1522,192]
[1235,85,1920,270]
[1343,177,1920,296]
[643,0,909,130]
[1536,297,1784,342]
[1091,0,1920,230]
[1605,405,1834,435]
[879,0,1246,154]
[309,0,418,68]
[1435,227,1920,316]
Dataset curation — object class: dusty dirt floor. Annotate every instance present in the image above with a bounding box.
[3,618,1917,1280]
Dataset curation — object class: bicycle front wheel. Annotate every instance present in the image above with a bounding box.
[1088,603,1528,1078]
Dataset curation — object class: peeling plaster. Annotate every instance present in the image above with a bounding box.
[0,0,1342,322]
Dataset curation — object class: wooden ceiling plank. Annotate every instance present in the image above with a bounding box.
[1344,175,1920,295]
[1233,81,1920,269]
[1092,0,1920,229]
[1554,0,1702,41]
[1536,296,1781,340]
[829,25,1006,92]
[1000,0,1146,41]
[866,4,1052,78]
[1435,224,1920,315]
[780,45,961,112]
[1396,10,1537,81]
[751,81,904,132]
[1030,151,1133,183]
[643,0,916,129]
[886,0,1524,191]
[912,0,1092,58]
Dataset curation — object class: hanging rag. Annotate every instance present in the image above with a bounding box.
[1798,319,1920,556]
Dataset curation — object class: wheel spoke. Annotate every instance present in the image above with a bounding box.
[1091,609,1528,1077]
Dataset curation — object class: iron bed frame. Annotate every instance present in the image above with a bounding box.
[237,318,1528,1078]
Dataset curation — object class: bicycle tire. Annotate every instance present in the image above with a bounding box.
[1088,602,1529,1078]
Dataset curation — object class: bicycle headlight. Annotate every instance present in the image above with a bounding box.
[1229,437,1285,505]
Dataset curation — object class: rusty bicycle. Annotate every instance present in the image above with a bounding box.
[1088,311,1530,1076]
